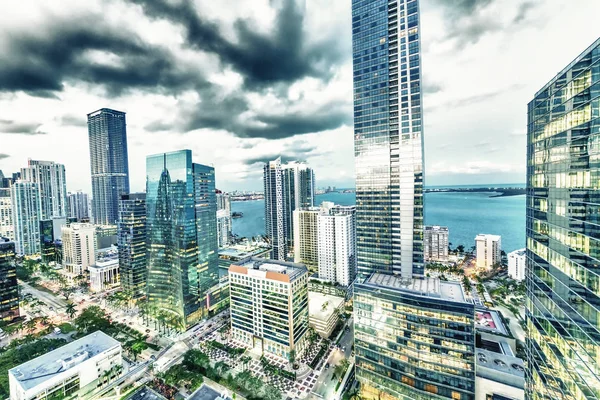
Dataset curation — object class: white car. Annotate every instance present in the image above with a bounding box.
[54,327,61,334]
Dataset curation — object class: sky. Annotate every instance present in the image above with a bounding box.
[0,0,599,192]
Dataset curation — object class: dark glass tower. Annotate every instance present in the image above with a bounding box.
[526,38,600,400]
[118,193,147,300]
[0,237,19,322]
[87,108,130,225]
[352,0,424,278]
[146,150,218,329]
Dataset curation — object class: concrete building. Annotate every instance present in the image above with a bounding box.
[0,238,19,322]
[0,187,14,240]
[263,158,286,260]
[11,180,41,256]
[475,234,502,268]
[293,207,320,269]
[89,248,119,292]
[424,225,449,262]
[308,292,344,338]
[68,190,90,222]
[354,274,476,400]
[20,159,68,220]
[507,248,526,281]
[282,162,315,249]
[218,241,271,272]
[229,257,309,360]
[8,331,122,400]
[62,223,96,276]
[317,203,356,286]
[96,225,118,249]
[216,209,231,248]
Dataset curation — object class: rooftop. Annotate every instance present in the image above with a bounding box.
[128,386,167,400]
[233,257,307,282]
[218,244,270,260]
[308,292,345,321]
[188,384,232,400]
[475,309,509,336]
[509,248,526,257]
[9,331,120,391]
[477,347,525,388]
[365,273,467,303]
[475,234,501,241]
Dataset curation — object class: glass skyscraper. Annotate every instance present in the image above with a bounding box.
[11,180,41,256]
[87,108,130,225]
[0,237,19,322]
[352,0,424,278]
[118,193,147,300]
[146,150,218,329]
[526,38,600,400]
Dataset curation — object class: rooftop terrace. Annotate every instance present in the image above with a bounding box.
[365,273,467,303]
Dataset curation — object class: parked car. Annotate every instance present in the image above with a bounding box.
[54,327,61,334]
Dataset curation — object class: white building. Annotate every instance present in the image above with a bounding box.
[68,190,90,221]
[21,159,68,220]
[62,223,96,275]
[89,248,119,292]
[475,234,502,268]
[317,203,356,286]
[263,158,286,260]
[508,248,526,281]
[9,331,122,400]
[216,208,231,248]
[11,180,41,256]
[424,225,449,262]
[308,292,344,338]
[229,257,309,360]
[0,188,14,240]
[293,207,320,269]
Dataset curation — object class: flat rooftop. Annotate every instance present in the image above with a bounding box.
[9,331,120,391]
[476,309,509,336]
[129,386,167,400]
[308,292,345,321]
[219,244,270,259]
[234,257,307,282]
[366,273,467,303]
[188,384,231,400]
[477,347,525,387]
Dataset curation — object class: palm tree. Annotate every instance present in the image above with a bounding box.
[40,316,50,326]
[65,302,77,319]
[25,319,36,334]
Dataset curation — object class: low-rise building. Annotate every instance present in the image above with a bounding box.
[229,257,309,360]
[218,241,271,273]
[507,248,526,281]
[475,234,502,268]
[9,331,122,400]
[308,292,344,338]
[188,383,232,400]
[476,340,524,400]
[89,248,119,292]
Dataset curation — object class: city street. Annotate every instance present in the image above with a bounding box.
[19,280,67,311]
[309,317,354,400]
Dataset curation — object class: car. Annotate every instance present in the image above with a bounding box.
[54,327,61,334]
[342,346,346,351]
[325,363,330,369]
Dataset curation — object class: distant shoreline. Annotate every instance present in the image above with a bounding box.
[425,187,526,197]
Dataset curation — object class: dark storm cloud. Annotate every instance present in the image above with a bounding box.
[241,138,332,166]
[0,119,46,135]
[131,0,344,88]
[0,154,10,160]
[0,15,209,97]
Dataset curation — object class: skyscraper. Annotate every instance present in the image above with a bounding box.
[87,108,130,225]
[21,159,68,219]
[264,158,286,260]
[352,0,425,278]
[0,237,19,322]
[40,217,66,265]
[61,223,96,276]
[146,150,218,329]
[216,191,232,247]
[0,188,13,240]
[118,193,147,299]
[282,162,315,247]
[68,190,90,221]
[526,38,600,400]
[11,180,41,256]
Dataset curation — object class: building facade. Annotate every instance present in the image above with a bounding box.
[20,159,68,220]
[87,108,130,225]
[264,158,287,260]
[352,0,425,278]
[216,190,232,247]
[68,191,90,222]
[354,274,476,400]
[118,193,147,299]
[282,162,315,248]
[11,180,41,256]
[0,238,19,322]
[61,223,96,276]
[229,257,309,360]
[40,217,66,265]
[317,203,357,286]
[0,188,14,240]
[424,225,449,262]
[8,331,122,400]
[507,249,526,282]
[475,234,502,268]
[293,207,320,269]
[526,38,600,400]
[89,258,119,293]
[308,292,344,338]
[146,150,218,330]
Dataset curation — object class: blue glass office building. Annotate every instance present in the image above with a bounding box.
[146,150,218,329]
[118,193,147,300]
[352,0,424,278]
[526,38,600,400]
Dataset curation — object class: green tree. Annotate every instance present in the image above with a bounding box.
[74,305,111,334]
[263,385,282,400]
[65,302,77,319]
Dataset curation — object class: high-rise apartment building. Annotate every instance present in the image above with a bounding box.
[11,180,41,256]
[424,225,449,262]
[352,0,425,278]
[118,193,147,299]
[21,159,68,219]
[507,248,526,282]
[146,150,218,329]
[317,202,357,286]
[282,162,315,248]
[475,234,502,268]
[229,257,309,360]
[264,158,286,260]
[87,108,130,225]
[0,238,19,322]
[216,190,232,247]
[68,190,90,221]
[0,188,13,240]
[61,223,96,276]
[526,38,600,400]
[354,274,476,400]
[293,207,320,269]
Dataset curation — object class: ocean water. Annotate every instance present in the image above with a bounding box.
[231,190,526,253]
